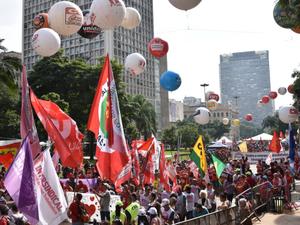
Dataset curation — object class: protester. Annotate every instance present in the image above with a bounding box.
[110,201,126,225]
[67,193,89,225]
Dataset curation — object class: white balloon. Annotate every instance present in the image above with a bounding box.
[90,0,126,29]
[48,1,83,36]
[222,118,229,125]
[121,7,141,29]
[168,0,202,11]
[278,106,298,124]
[125,53,146,75]
[32,28,61,57]
[193,107,210,125]
[278,87,287,95]
[207,99,218,111]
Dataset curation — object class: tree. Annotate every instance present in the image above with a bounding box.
[161,126,177,150]
[131,95,156,140]
[262,113,289,134]
[0,39,22,94]
[239,121,262,139]
[202,121,229,141]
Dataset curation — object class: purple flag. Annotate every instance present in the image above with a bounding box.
[20,65,41,158]
[4,136,39,225]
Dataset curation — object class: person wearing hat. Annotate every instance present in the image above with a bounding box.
[160,198,175,225]
[137,207,149,225]
[110,200,126,225]
[147,207,161,225]
[93,182,111,222]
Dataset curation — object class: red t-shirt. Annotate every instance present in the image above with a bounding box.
[68,201,85,223]
[0,216,9,225]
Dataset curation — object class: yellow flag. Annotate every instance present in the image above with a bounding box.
[239,141,248,153]
[192,135,208,173]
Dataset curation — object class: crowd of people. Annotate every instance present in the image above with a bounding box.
[0,152,298,225]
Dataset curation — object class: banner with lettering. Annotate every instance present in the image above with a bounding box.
[60,178,98,192]
[34,148,68,225]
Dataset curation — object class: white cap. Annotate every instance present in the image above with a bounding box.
[161,198,170,206]
[147,207,157,215]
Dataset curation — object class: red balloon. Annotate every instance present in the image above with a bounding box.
[288,84,294,94]
[244,114,253,121]
[208,93,219,102]
[148,37,169,58]
[268,91,278,99]
[261,95,270,104]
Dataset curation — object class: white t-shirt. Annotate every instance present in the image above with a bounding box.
[140,193,150,208]
[184,192,195,212]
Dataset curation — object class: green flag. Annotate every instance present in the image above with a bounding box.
[211,154,226,178]
[190,135,208,177]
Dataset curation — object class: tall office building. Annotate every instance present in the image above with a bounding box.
[23,0,168,131]
[219,51,274,126]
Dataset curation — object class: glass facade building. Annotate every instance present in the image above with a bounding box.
[23,0,169,131]
[219,51,274,126]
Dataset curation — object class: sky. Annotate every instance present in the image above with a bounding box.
[0,0,298,109]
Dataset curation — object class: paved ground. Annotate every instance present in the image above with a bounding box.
[254,209,300,225]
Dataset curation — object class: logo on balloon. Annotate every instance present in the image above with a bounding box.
[33,13,49,30]
[289,108,298,115]
[78,10,102,39]
[148,38,169,58]
[208,93,219,102]
[109,0,122,6]
[65,7,83,26]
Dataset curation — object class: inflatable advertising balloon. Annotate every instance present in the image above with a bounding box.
[208,93,219,102]
[48,1,83,36]
[278,87,287,95]
[160,71,182,91]
[231,119,240,127]
[261,95,270,104]
[268,91,278,99]
[278,106,298,124]
[90,0,126,29]
[207,99,218,111]
[78,10,102,39]
[125,53,146,75]
[193,107,210,125]
[33,13,49,30]
[222,118,229,125]
[244,114,253,121]
[32,28,61,57]
[273,2,298,28]
[121,7,141,29]
[288,84,294,94]
[148,38,169,58]
[168,0,202,11]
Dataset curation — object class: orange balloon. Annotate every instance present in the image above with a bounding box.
[33,13,49,30]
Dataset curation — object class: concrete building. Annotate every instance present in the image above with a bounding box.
[183,96,202,106]
[169,99,184,122]
[219,50,274,126]
[23,0,168,131]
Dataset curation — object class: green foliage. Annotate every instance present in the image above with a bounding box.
[41,92,70,114]
[262,113,289,133]
[239,121,262,139]
[0,87,20,138]
[161,126,177,150]
[130,95,156,140]
[201,120,230,141]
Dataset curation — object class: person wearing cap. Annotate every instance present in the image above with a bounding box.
[110,200,126,225]
[160,198,175,225]
[137,207,149,225]
[147,207,161,225]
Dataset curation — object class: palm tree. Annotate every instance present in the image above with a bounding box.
[132,95,157,139]
[0,39,22,94]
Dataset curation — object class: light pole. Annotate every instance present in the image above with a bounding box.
[200,83,209,105]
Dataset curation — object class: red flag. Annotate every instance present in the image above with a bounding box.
[87,55,130,188]
[20,66,41,158]
[159,144,171,191]
[131,143,140,186]
[279,131,285,139]
[138,137,154,157]
[143,144,155,185]
[166,159,177,185]
[269,131,281,153]
[30,90,83,168]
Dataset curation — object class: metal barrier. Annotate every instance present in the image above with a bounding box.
[175,206,238,225]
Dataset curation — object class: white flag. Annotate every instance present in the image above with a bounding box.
[265,153,273,166]
[34,148,68,225]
